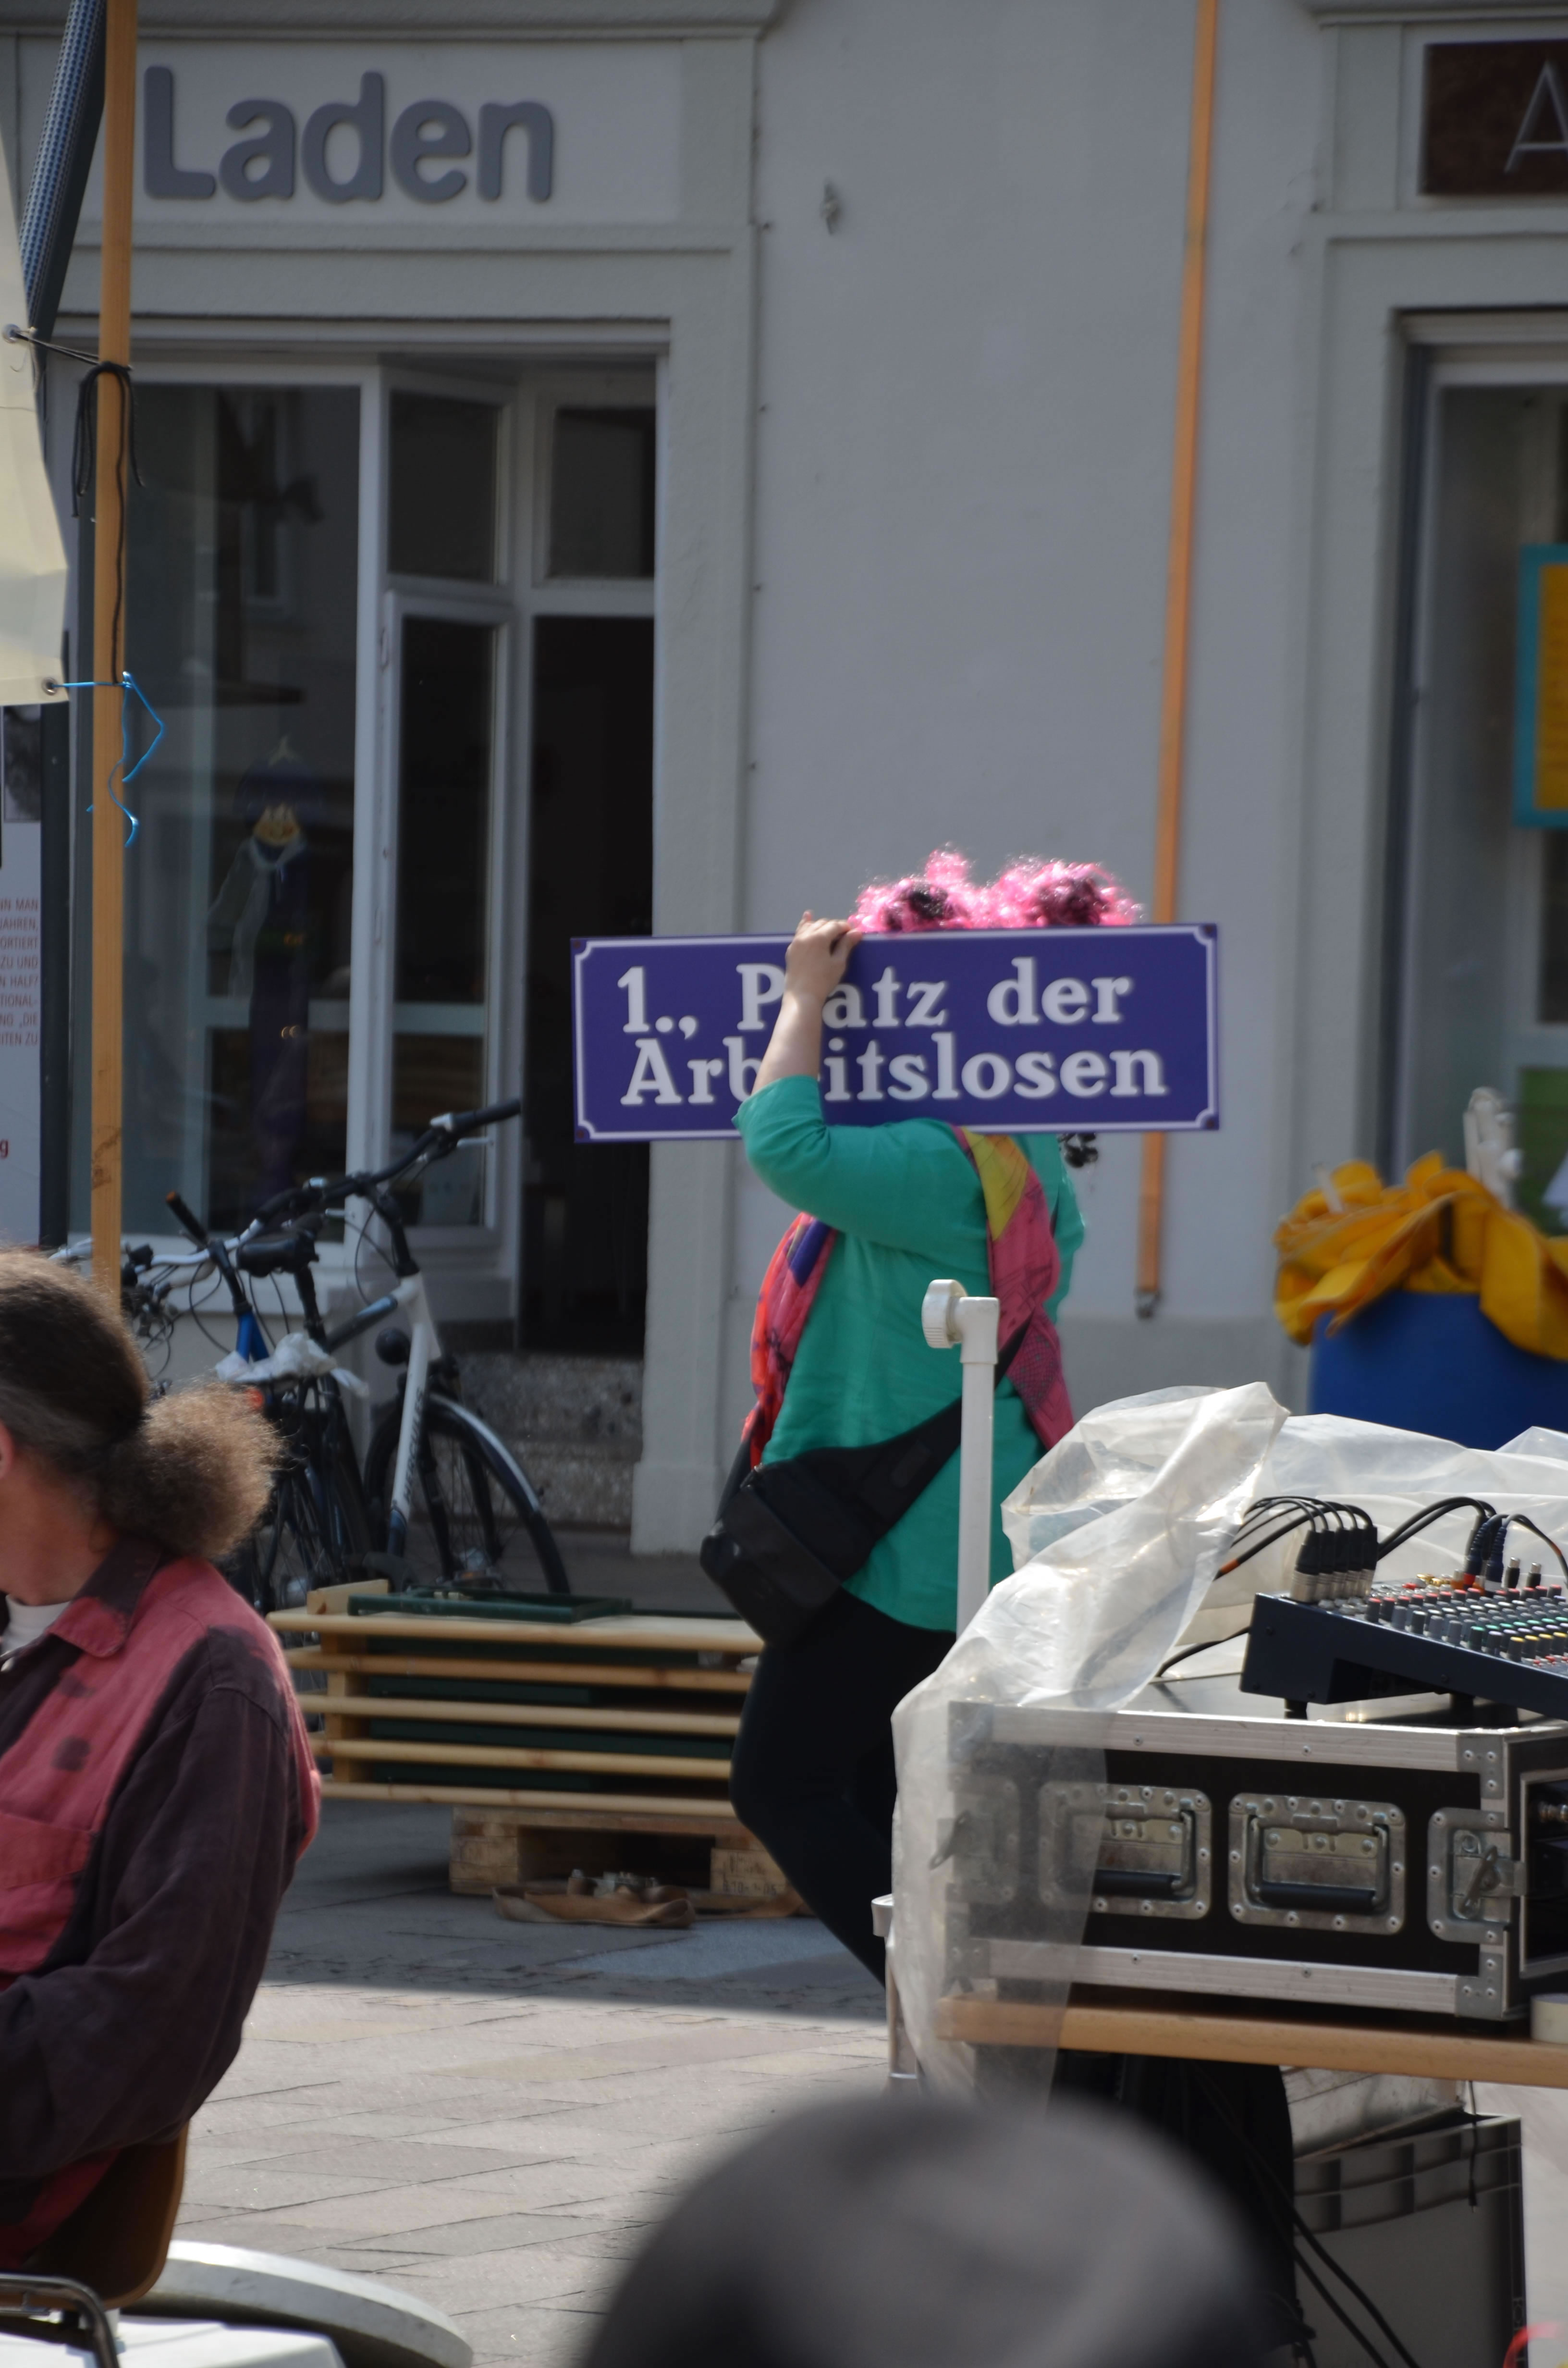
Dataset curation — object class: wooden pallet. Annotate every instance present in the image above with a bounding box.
[451,1812,787,1897]
[270,1604,761,1878]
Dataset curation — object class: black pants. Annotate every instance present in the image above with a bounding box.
[728,1588,953,1983]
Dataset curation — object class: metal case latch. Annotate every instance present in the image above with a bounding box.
[1428,1810,1524,1940]
[1230,1796,1406,1932]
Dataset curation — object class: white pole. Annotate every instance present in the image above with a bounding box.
[921,1279,1000,1633]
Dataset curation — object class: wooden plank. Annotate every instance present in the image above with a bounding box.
[282,1649,752,1693]
[317,1735,731,1780]
[936,1992,1568,2088]
[270,1610,760,1652]
[319,1667,360,1748]
[319,1778,746,1825]
[306,1579,389,1616]
[295,1692,740,1738]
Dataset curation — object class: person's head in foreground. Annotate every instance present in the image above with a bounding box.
[0,1248,274,1600]
[577,2094,1267,2368]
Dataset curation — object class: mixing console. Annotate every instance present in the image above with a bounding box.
[1241,1578,1568,1718]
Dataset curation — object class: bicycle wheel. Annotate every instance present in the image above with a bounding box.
[229,1418,373,1616]
[364,1394,571,1596]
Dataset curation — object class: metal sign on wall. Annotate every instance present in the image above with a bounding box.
[572,927,1219,1143]
[1423,42,1568,197]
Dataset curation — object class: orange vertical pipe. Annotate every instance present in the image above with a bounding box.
[1137,0,1219,1319]
[89,0,136,1298]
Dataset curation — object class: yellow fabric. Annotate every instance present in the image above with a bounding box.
[1275,1154,1568,1360]
[960,1128,1031,1240]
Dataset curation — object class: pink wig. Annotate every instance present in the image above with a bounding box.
[849,849,1139,935]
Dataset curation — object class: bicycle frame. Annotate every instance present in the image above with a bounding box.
[323,1267,437,1556]
[86,1099,542,1583]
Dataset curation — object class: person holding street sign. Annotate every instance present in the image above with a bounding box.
[721,851,1134,1980]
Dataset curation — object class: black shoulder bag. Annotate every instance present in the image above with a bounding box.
[698,1330,1023,1648]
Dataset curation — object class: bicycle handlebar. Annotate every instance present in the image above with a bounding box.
[430,1096,523,1136]
[165,1191,211,1251]
[248,1097,523,1229]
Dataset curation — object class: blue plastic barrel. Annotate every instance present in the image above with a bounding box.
[1310,1292,1568,1449]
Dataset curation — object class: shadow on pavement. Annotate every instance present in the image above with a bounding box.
[271,1801,883,2022]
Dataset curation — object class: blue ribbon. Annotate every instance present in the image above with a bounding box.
[52,670,164,846]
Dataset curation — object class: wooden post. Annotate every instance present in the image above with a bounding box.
[1136,0,1218,1320]
[89,0,135,1298]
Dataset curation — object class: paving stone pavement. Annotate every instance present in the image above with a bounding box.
[175,1804,1568,2368]
[173,1804,885,2368]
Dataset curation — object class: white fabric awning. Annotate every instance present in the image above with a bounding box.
[0,141,67,712]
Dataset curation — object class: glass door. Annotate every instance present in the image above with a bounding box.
[116,381,360,1233]
[1395,368,1568,1228]
[520,392,656,1349]
[387,604,505,1225]
[381,381,512,1233]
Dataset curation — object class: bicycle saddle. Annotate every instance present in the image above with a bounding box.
[236,1232,318,1279]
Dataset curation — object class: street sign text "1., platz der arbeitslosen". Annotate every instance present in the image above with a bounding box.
[572,926,1218,1143]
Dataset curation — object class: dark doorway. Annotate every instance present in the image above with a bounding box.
[522,617,654,1351]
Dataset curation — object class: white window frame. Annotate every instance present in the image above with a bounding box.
[376,365,517,1265]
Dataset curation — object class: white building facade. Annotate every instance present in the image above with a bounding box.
[4,0,1564,1547]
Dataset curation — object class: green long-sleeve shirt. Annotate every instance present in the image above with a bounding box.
[734,1074,1083,1632]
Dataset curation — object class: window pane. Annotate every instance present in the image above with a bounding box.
[392,1034,485,1226]
[114,386,358,1234]
[523,617,653,1347]
[1541,833,1568,1023]
[548,408,656,579]
[392,616,494,1224]
[389,393,497,582]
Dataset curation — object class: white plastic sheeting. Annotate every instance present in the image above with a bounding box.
[891,1383,1284,2095]
[890,1390,1568,2093]
[0,139,66,710]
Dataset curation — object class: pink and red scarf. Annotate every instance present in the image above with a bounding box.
[744,1130,1073,1465]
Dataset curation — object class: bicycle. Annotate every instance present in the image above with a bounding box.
[154,1096,572,1613]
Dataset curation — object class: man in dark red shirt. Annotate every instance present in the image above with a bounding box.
[0,1537,317,2261]
[0,1252,315,2269]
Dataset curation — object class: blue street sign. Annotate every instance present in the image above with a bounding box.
[572,926,1218,1143]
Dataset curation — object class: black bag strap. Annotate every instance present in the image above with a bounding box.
[727,1316,1032,1579]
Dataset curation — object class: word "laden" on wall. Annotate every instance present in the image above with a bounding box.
[143,66,554,204]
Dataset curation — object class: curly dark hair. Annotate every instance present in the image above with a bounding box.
[0,1252,276,1558]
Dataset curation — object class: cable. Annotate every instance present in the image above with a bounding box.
[1154,1625,1250,1679]
[1217,1508,1319,1577]
[1188,2066,1424,2368]
[184,1262,231,1360]
[1218,1498,1377,1580]
[50,669,163,845]
[1502,1513,1568,1579]
[1289,2245,1397,2368]
[1376,1498,1495,1561]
